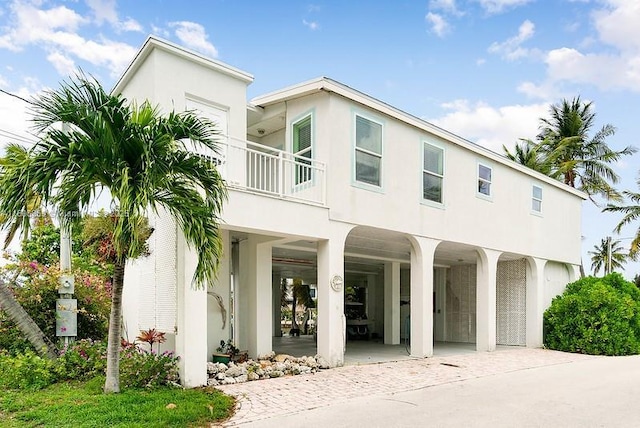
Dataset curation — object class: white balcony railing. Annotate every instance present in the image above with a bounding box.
[216,137,326,206]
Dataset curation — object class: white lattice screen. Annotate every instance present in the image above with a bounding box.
[446,265,477,343]
[137,210,178,333]
[496,259,527,346]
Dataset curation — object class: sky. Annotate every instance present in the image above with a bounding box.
[0,0,638,278]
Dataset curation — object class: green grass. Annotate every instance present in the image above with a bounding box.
[0,377,234,427]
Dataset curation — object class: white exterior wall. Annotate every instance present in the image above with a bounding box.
[317,94,581,266]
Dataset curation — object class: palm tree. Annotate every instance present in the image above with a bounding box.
[0,144,52,249]
[0,73,227,393]
[588,237,628,275]
[535,96,635,203]
[603,179,640,260]
[503,139,551,175]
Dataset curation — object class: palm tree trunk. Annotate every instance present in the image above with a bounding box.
[0,280,58,359]
[104,260,126,393]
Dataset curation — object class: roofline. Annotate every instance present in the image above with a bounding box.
[251,77,587,200]
[112,35,254,95]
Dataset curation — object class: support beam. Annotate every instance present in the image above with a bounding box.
[409,236,440,358]
[384,262,401,345]
[238,236,273,358]
[317,223,353,367]
[476,248,501,352]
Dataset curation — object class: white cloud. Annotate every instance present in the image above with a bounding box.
[0,78,43,147]
[476,58,486,65]
[425,12,450,37]
[0,0,137,77]
[430,99,549,153]
[85,0,142,32]
[429,0,464,16]
[303,19,319,30]
[523,0,640,94]
[488,20,538,61]
[47,51,76,76]
[169,21,218,58]
[476,0,533,14]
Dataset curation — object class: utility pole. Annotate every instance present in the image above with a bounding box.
[56,219,77,346]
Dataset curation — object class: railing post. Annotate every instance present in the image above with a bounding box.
[279,151,285,198]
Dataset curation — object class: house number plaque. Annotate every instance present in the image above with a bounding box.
[330,274,343,292]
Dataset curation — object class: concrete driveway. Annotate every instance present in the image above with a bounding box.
[216,348,640,427]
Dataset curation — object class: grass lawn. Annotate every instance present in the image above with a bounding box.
[0,377,234,427]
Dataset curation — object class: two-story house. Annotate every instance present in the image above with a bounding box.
[115,37,585,387]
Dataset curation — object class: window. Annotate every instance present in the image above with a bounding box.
[478,164,492,196]
[293,115,312,185]
[532,185,542,213]
[355,115,383,187]
[423,142,444,203]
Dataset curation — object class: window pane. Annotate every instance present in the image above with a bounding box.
[423,173,442,202]
[356,116,382,154]
[532,185,542,199]
[355,150,381,186]
[423,144,443,175]
[532,199,542,212]
[479,164,491,181]
[478,180,491,195]
[294,118,312,153]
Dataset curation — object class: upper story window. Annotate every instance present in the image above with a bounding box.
[355,114,383,187]
[477,163,492,197]
[532,185,542,213]
[423,142,444,203]
[292,114,312,185]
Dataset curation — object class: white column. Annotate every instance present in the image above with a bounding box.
[568,264,581,282]
[238,236,273,358]
[207,230,231,358]
[410,236,440,358]
[476,248,500,352]
[176,235,208,387]
[526,257,546,348]
[317,223,353,367]
[384,262,401,345]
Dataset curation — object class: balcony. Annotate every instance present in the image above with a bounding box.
[216,138,326,206]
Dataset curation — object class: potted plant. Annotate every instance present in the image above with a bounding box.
[212,339,242,363]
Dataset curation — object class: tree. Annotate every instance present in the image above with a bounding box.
[588,237,628,275]
[535,96,635,203]
[0,73,227,393]
[0,144,52,250]
[503,139,551,175]
[604,177,640,261]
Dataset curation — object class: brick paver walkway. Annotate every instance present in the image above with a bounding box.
[216,348,595,426]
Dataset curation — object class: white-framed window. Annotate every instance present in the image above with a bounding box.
[292,114,312,185]
[423,142,444,203]
[532,185,542,213]
[477,163,492,197]
[354,114,383,187]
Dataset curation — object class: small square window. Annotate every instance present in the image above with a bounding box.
[478,164,492,196]
[532,185,542,213]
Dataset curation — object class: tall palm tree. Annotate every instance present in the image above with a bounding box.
[588,237,628,275]
[536,96,635,203]
[0,144,52,249]
[503,139,551,175]
[0,73,227,393]
[603,179,640,260]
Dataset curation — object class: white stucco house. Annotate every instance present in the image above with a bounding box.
[116,37,585,387]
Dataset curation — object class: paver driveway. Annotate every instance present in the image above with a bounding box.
[216,348,594,426]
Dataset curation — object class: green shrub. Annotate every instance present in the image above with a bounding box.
[56,339,107,380]
[119,345,180,389]
[544,273,640,355]
[0,350,57,390]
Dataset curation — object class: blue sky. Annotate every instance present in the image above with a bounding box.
[0,0,638,278]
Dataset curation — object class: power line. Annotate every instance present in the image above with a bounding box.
[0,88,33,105]
[0,128,37,145]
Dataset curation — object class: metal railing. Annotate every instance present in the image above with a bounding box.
[216,137,326,206]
